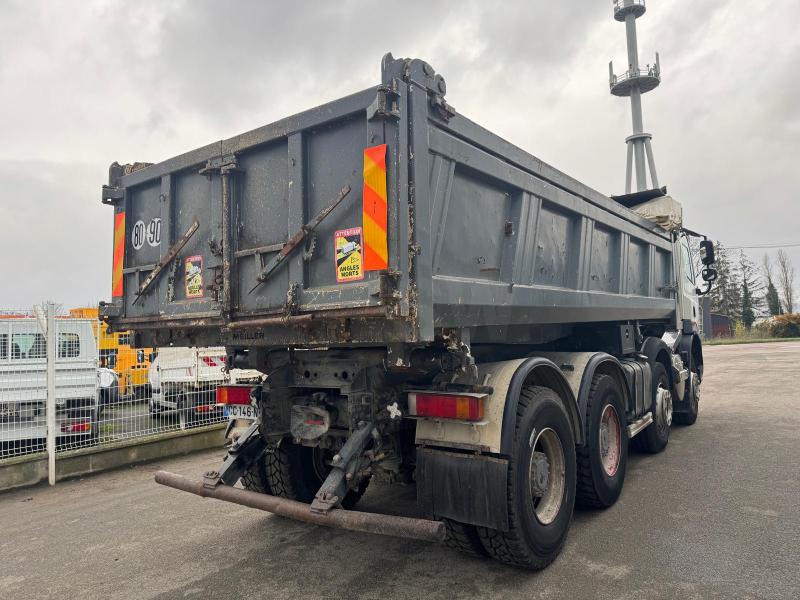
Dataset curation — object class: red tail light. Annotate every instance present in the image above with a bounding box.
[408,392,486,421]
[61,421,92,433]
[216,385,253,406]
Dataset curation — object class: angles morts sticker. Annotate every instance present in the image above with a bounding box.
[184,255,204,298]
[334,228,364,283]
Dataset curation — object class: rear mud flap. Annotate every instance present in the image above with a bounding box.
[416,448,509,530]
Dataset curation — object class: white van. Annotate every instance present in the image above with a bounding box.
[0,317,99,448]
[148,346,261,428]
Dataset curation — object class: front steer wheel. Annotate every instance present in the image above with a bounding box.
[477,385,576,570]
[673,367,700,426]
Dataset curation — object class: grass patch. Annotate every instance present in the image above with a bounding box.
[705,337,800,346]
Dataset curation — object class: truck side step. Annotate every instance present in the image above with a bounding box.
[627,412,653,439]
[154,470,446,543]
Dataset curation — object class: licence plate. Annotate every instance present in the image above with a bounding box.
[223,404,257,420]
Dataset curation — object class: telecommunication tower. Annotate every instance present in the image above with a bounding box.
[609,0,661,195]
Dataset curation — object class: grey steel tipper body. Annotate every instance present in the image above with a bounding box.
[101,52,713,572]
[101,53,676,350]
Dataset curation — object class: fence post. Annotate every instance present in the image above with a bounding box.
[46,301,57,485]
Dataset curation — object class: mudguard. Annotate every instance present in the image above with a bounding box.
[531,352,630,447]
[640,336,676,388]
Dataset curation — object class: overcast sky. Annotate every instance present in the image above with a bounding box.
[1,0,798,309]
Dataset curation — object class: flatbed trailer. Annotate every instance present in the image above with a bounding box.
[100,54,716,570]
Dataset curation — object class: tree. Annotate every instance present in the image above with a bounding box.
[709,242,741,321]
[741,278,754,329]
[776,249,795,314]
[738,252,763,329]
[762,254,783,317]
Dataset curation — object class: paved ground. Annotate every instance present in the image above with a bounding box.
[1,342,798,599]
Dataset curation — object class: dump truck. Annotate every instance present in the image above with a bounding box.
[99,54,717,570]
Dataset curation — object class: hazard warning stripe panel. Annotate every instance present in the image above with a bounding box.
[112,211,125,297]
[362,143,388,271]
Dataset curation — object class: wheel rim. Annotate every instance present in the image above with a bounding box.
[656,386,672,431]
[599,404,622,476]
[690,372,700,407]
[529,427,566,525]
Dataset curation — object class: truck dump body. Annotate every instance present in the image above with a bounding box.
[102,54,675,348]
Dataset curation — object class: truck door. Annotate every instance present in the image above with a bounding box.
[677,234,699,330]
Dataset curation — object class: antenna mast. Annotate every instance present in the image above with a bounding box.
[609,0,661,194]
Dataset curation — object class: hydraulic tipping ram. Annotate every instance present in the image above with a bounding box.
[154,471,445,543]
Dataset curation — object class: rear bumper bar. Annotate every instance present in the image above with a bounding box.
[154,470,446,543]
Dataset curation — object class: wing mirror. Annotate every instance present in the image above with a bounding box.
[695,239,717,295]
[699,239,715,266]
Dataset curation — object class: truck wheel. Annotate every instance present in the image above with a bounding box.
[241,454,273,494]
[673,369,700,426]
[477,385,576,570]
[265,438,370,509]
[576,374,628,508]
[632,362,670,453]
[443,519,489,558]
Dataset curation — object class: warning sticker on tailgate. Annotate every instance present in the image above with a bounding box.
[334,228,364,283]
[185,255,204,298]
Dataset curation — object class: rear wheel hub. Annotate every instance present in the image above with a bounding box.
[528,427,566,525]
[599,404,622,476]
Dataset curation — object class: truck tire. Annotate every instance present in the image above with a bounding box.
[673,367,700,426]
[443,519,488,558]
[632,362,670,453]
[576,374,628,508]
[477,385,576,570]
[265,438,369,509]
[241,454,273,494]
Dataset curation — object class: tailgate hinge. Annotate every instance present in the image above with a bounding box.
[101,185,123,205]
[199,153,240,177]
[367,79,401,121]
[102,161,153,205]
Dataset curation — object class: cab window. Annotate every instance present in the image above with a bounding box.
[681,239,694,284]
[11,332,47,359]
[58,333,80,358]
[118,333,131,347]
[100,348,118,369]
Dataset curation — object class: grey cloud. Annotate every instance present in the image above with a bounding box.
[0,0,799,307]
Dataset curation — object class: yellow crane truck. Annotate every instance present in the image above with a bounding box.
[69,307,152,399]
